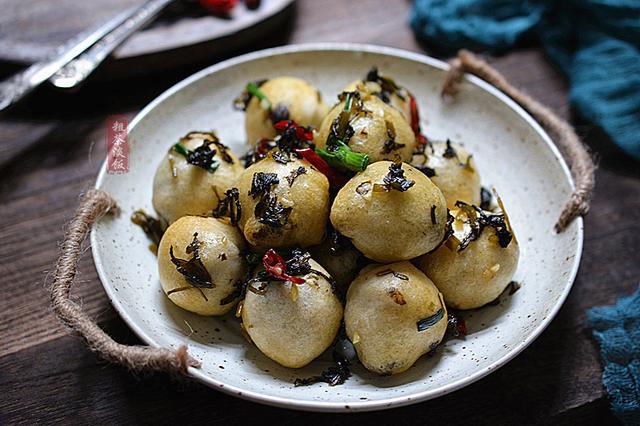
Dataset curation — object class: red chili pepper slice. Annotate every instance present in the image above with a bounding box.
[273,120,290,132]
[272,120,349,188]
[293,148,349,188]
[262,249,305,284]
[273,120,314,142]
[256,138,272,155]
[199,0,238,15]
[409,94,420,135]
[409,94,429,146]
[245,0,261,10]
[295,126,313,141]
[456,316,467,336]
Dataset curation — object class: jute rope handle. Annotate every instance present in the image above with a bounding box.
[441,50,595,232]
[51,189,201,374]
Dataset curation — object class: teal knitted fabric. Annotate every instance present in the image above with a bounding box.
[587,288,640,425]
[410,0,640,161]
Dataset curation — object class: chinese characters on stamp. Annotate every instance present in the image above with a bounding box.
[106,115,129,174]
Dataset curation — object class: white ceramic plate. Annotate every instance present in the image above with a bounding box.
[91,43,583,412]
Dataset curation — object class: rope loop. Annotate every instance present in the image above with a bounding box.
[51,189,201,374]
[442,50,595,232]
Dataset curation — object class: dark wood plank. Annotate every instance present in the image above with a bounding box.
[0,0,635,423]
[0,313,618,425]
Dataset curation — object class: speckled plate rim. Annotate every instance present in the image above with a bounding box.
[91,43,584,412]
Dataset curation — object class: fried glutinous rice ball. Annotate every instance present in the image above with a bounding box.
[241,77,329,144]
[414,199,519,310]
[241,250,342,368]
[315,91,416,163]
[152,131,244,224]
[237,150,330,248]
[309,228,363,290]
[158,216,246,316]
[330,161,447,262]
[342,67,414,124]
[412,139,481,209]
[345,261,447,375]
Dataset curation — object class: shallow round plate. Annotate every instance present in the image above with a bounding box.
[0,0,294,78]
[91,43,583,412]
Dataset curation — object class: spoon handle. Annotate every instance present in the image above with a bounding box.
[0,4,146,113]
[50,0,176,89]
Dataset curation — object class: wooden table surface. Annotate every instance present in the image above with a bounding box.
[1,0,638,424]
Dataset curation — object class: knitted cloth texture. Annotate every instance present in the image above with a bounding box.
[411,0,640,160]
[587,288,640,425]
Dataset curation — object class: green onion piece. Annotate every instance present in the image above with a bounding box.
[343,91,353,112]
[334,93,353,142]
[172,142,190,157]
[316,141,369,172]
[416,308,444,332]
[246,81,272,110]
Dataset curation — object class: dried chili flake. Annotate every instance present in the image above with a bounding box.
[199,0,238,15]
[242,138,276,167]
[273,120,314,148]
[262,249,305,284]
[408,94,429,146]
[294,148,349,188]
